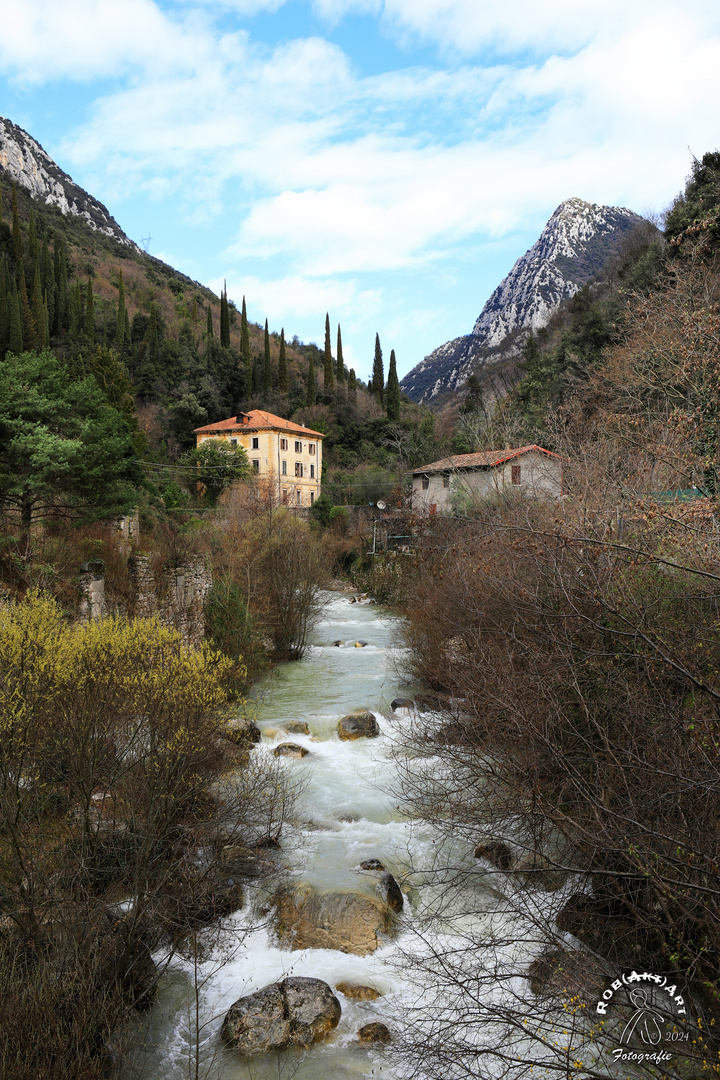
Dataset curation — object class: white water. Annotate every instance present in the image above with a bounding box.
[120,593,575,1080]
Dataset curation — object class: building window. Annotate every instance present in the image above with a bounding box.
[280,438,288,451]
[281,489,288,504]
[511,464,521,485]
[309,443,315,455]
[295,440,302,453]
[310,463,314,478]
[281,460,287,475]
[296,489,302,505]
[252,459,259,471]
[252,437,259,449]
[295,462,303,478]
[310,491,315,504]
[421,476,429,490]
[443,474,450,488]
[230,438,237,446]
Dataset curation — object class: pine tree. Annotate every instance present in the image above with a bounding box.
[262,318,271,395]
[220,280,230,348]
[323,312,334,392]
[11,184,23,269]
[278,328,288,394]
[386,348,400,421]
[240,296,252,397]
[9,282,23,355]
[336,324,344,383]
[84,278,95,343]
[371,333,384,404]
[206,305,214,339]
[116,269,126,350]
[307,354,316,406]
[347,367,357,407]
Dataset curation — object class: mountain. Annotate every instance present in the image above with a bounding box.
[401,198,645,405]
[0,115,138,250]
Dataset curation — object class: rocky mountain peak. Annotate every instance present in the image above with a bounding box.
[401,197,644,405]
[0,116,138,250]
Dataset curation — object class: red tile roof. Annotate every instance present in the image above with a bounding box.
[411,445,566,473]
[194,410,325,438]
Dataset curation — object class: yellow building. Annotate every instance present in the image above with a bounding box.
[194,410,324,507]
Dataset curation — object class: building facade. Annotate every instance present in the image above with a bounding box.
[411,446,565,513]
[194,410,324,507]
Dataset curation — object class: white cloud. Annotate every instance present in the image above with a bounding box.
[217,273,381,322]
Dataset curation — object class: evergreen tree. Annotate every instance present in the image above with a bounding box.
[240,296,252,397]
[0,269,7,355]
[347,367,357,407]
[323,312,334,392]
[278,328,288,394]
[41,235,55,337]
[28,209,39,270]
[8,283,23,355]
[206,305,214,339]
[84,278,95,344]
[69,279,82,337]
[386,348,400,421]
[263,318,272,395]
[0,177,3,225]
[31,268,45,350]
[336,324,344,383]
[116,269,126,350]
[19,270,37,351]
[307,354,316,406]
[220,281,230,348]
[192,296,198,323]
[54,236,68,334]
[11,184,23,270]
[371,333,384,404]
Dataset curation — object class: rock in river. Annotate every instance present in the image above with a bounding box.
[283,721,311,736]
[337,711,380,741]
[271,883,395,955]
[273,743,310,758]
[355,1022,391,1044]
[335,982,382,1001]
[222,976,341,1056]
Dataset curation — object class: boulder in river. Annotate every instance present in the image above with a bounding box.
[335,982,382,1000]
[332,640,344,647]
[273,743,310,758]
[353,640,368,648]
[270,883,395,955]
[222,976,341,1056]
[377,872,403,913]
[359,858,386,872]
[390,698,414,711]
[355,1022,391,1044]
[474,841,513,871]
[283,721,311,736]
[222,718,262,747]
[338,711,380,741]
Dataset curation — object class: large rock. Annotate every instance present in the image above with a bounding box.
[271,883,395,955]
[284,721,311,736]
[222,976,341,1056]
[378,872,403,914]
[391,697,414,711]
[222,718,262,746]
[335,982,382,1000]
[338,711,380,741]
[355,1022,391,1044]
[273,743,310,758]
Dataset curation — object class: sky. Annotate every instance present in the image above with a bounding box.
[1,1,719,383]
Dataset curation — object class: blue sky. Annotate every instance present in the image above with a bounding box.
[1,0,719,382]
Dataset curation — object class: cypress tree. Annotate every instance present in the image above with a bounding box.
[9,282,23,355]
[206,305,214,339]
[336,324,344,383]
[19,270,37,350]
[323,312,334,392]
[278,328,288,394]
[306,354,316,406]
[11,183,23,270]
[116,269,126,350]
[386,348,400,421]
[220,281,230,347]
[84,278,95,343]
[371,333,384,404]
[347,367,357,407]
[0,177,3,225]
[28,209,39,271]
[31,267,45,350]
[263,318,272,394]
[41,235,55,337]
[0,269,7,354]
[54,236,68,333]
[240,296,252,396]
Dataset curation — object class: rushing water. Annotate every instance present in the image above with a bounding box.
[122,592,584,1080]
[122,592,432,1080]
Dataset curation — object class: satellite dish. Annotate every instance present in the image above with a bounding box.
[376,500,386,510]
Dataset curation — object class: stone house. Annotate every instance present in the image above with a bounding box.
[194,410,324,507]
[411,445,565,513]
